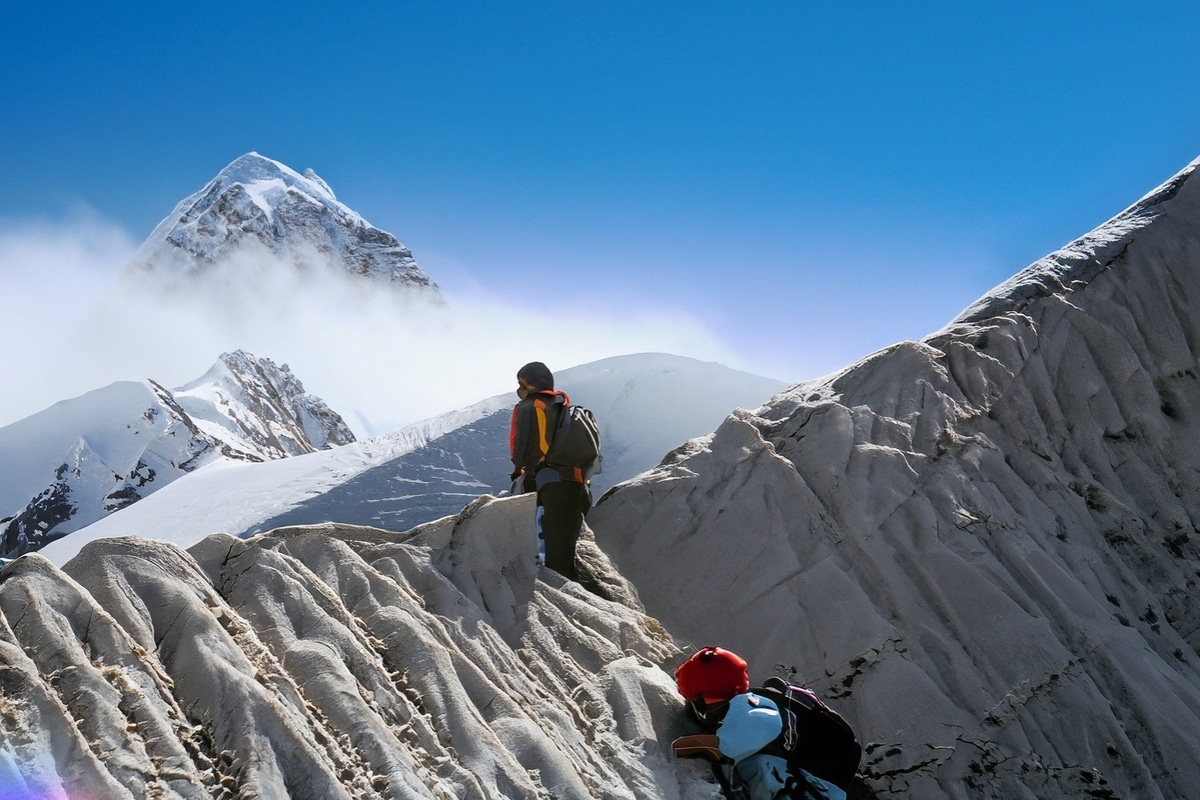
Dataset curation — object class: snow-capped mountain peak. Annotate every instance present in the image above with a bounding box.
[126,152,438,290]
[199,152,341,218]
[0,351,355,559]
[174,349,356,456]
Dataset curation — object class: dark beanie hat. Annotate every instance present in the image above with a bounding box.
[517,361,554,391]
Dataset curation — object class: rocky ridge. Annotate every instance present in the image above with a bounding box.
[0,496,714,800]
[590,158,1200,797]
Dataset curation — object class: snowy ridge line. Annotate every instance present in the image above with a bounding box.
[35,354,785,566]
[950,158,1200,327]
[0,351,357,560]
[355,393,514,461]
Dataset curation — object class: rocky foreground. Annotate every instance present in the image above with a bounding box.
[0,495,720,800]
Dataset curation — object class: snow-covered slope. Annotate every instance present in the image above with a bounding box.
[126,152,437,292]
[590,156,1200,797]
[38,354,785,565]
[1,351,354,558]
[243,353,788,536]
[0,381,215,558]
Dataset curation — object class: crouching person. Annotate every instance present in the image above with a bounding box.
[671,647,862,800]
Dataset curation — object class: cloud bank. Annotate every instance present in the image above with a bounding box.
[0,215,741,437]
[0,212,137,424]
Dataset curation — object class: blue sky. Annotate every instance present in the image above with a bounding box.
[2,2,1200,427]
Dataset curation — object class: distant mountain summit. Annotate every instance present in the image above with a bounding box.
[125,152,438,291]
[0,350,353,558]
[174,349,356,456]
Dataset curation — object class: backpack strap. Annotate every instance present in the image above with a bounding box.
[533,396,551,459]
[533,391,568,459]
[671,733,721,761]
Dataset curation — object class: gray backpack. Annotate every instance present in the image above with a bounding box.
[546,404,602,482]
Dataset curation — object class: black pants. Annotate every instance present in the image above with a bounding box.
[537,480,590,581]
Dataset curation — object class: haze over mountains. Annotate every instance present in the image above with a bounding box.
[11,152,455,440]
[4,153,1200,798]
[2,153,784,562]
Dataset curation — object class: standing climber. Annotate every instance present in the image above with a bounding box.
[509,361,591,581]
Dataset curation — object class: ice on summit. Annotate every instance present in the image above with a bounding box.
[126,151,438,290]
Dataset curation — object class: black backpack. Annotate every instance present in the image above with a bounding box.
[682,678,861,795]
[753,677,862,792]
[545,403,602,482]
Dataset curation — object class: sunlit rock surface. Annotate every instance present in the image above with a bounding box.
[0,495,717,799]
[591,158,1200,798]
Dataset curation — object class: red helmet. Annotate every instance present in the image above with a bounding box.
[674,647,750,705]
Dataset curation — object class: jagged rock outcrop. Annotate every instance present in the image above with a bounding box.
[590,158,1200,797]
[1,351,354,558]
[0,495,718,800]
[125,152,438,292]
[174,349,356,457]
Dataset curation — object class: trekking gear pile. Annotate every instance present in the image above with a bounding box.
[672,647,862,800]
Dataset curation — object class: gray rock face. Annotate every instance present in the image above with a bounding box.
[590,157,1200,797]
[126,152,438,291]
[0,497,712,799]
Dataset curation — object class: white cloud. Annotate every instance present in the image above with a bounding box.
[0,212,137,425]
[0,219,741,437]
